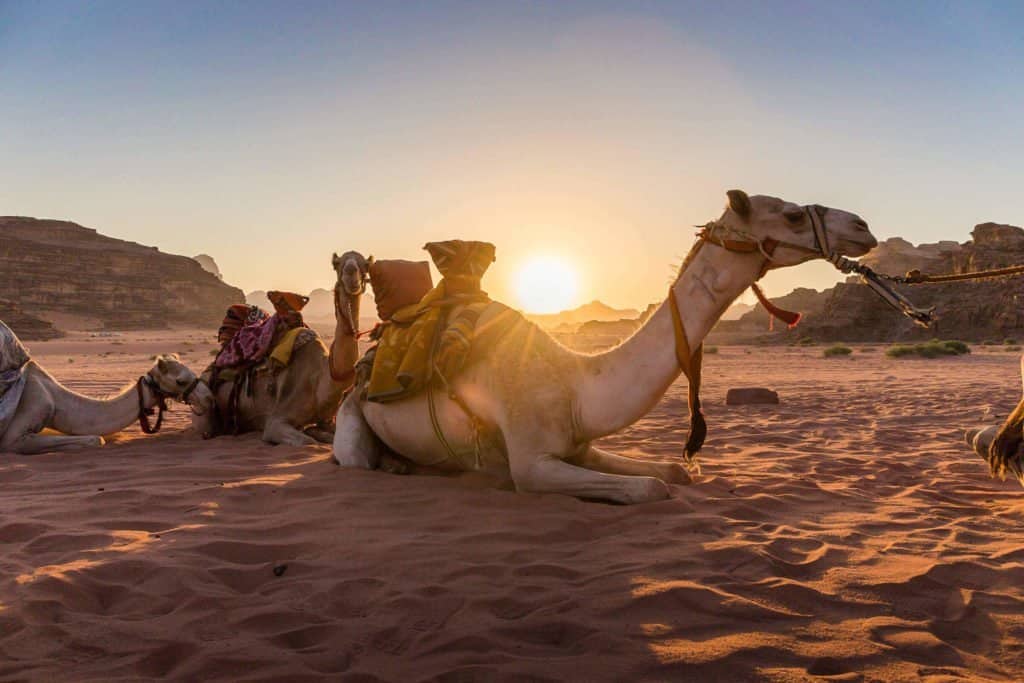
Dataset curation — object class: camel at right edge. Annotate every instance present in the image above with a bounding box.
[966,356,1024,488]
[334,190,879,503]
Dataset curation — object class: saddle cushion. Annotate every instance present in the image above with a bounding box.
[368,259,433,321]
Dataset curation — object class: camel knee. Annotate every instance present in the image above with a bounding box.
[332,399,379,470]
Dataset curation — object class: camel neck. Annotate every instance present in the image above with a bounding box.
[328,291,363,389]
[48,369,160,436]
[576,243,763,441]
[333,291,362,340]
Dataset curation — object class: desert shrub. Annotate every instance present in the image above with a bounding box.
[886,340,971,359]
[858,347,877,353]
[1006,338,1019,345]
[983,340,999,346]
[1006,345,1023,352]
[796,336,816,346]
[704,346,719,354]
[823,345,853,357]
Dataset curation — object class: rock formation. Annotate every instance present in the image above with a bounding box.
[0,217,244,332]
[193,254,223,280]
[0,299,62,340]
[713,223,1024,343]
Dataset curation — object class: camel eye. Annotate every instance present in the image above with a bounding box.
[177,379,189,387]
[783,208,804,224]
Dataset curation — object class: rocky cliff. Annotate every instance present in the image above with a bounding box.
[0,299,62,340]
[0,217,244,331]
[713,223,1024,342]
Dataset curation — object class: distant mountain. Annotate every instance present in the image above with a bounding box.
[192,254,223,280]
[0,216,244,332]
[527,300,640,329]
[246,288,376,323]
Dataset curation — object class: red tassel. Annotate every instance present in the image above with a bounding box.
[752,283,802,329]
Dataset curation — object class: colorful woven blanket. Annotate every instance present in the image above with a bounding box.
[215,291,309,368]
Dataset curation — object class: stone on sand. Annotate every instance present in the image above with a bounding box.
[726,387,779,405]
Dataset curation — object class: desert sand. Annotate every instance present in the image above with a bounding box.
[2,333,1023,681]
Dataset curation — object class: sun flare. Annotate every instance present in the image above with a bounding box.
[514,256,579,314]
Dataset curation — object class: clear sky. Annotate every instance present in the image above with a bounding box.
[2,1,1023,310]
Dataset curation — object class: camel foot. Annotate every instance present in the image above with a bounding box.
[378,452,412,475]
[263,419,317,446]
[304,427,335,444]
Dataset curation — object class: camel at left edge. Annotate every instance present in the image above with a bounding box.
[0,319,211,454]
[190,251,370,446]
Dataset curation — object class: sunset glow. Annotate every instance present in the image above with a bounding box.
[514,256,579,314]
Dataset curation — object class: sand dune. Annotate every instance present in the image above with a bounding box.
[2,338,1024,680]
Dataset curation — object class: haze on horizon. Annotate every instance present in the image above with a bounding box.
[2,1,1023,312]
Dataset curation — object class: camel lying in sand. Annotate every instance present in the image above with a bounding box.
[334,190,878,503]
[191,251,369,446]
[966,356,1024,487]
[1,348,211,455]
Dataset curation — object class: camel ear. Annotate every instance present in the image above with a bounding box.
[366,255,375,267]
[157,357,169,373]
[727,189,751,220]
[332,252,341,269]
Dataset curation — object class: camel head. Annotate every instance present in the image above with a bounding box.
[716,190,878,268]
[332,251,372,297]
[149,354,214,415]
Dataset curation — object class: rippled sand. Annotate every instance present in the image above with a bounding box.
[2,337,1023,681]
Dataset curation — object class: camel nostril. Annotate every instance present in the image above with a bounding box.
[853,218,869,231]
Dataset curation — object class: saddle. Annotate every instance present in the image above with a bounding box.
[204,291,320,435]
[363,240,499,404]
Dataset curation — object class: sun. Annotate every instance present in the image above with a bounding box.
[514,256,579,314]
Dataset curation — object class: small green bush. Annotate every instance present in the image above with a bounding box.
[983,340,999,346]
[858,347,877,353]
[823,345,853,357]
[796,336,816,346]
[704,346,719,354]
[886,340,971,359]
[1006,338,1019,345]
[1006,346,1022,352]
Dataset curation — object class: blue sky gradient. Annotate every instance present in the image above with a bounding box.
[2,1,1022,308]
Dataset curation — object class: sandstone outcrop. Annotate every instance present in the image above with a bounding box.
[713,223,1024,343]
[0,299,62,340]
[0,217,244,331]
[193,254,223,280]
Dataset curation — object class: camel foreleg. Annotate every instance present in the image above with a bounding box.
[512,453,670,504]
[5,433,104,454]
[570,445,692,485]
[332,394,381,469]
[262,418,317,446]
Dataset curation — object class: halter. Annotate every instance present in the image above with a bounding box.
[136,372,200,434]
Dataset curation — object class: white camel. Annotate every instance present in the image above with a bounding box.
[0,348,212,455]
[334,190,878,503]
[966,356,1024,487]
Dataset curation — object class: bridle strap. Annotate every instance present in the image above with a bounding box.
[668,285,707,466]
[137,375,167,435]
